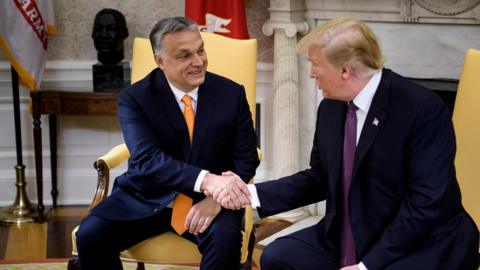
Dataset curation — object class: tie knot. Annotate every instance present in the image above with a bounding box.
[348,102,358,112]
[182,95,193,107]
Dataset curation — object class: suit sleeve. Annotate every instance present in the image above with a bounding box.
[231,86,260,182]
[255,105,329,217]
[363,98,457,269]
[118,90,201,197]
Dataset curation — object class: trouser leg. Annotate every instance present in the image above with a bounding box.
[76,209,171,270]
[196,209,243,270]
[260,225,337,270]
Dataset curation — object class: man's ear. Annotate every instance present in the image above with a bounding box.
[341,64,353,80]
[154,54,165,70]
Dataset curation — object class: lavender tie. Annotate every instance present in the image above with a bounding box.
[340,102,358,266]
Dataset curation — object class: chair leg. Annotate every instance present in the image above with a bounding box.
[240,226,256,270]
[239,260,252,270]
[136,262,146,270]
[67,256,81,270]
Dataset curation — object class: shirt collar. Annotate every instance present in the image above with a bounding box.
[168,81,199,103]
[353,70,382,113]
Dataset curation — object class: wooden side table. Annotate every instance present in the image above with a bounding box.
[30,91,119,221]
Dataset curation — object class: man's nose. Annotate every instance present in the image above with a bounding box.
[191,53,204,66]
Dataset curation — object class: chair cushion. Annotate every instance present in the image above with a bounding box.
[71,226,202,264]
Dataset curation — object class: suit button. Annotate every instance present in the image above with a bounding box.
[153,208,159,213]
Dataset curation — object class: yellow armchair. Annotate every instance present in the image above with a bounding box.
[68,32,258,270]
[452,49,480,231]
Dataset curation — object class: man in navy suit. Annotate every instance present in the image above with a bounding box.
[76,17,259,270]
[216,17,479,269]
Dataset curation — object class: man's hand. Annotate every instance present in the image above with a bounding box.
[184,197,221,235]
[201,172,250,209]
[340,265,359,270]
[212,171,252,210]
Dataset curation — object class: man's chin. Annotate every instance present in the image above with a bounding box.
[195,79,205,87]
[189,75,206,86]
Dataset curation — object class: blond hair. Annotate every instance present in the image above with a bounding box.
[297,17,384,78]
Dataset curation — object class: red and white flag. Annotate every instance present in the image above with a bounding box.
[186,0,249,39]
[0,0,56,91]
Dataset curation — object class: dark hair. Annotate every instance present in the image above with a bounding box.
[149,17,198,56]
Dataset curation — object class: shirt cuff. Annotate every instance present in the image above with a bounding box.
[358,262,368,270]
[247,184,261,208]
[194,170,209,193]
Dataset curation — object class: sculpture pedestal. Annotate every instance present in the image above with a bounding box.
[92,62,130,92]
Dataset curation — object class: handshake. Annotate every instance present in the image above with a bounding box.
[200,171,252,210]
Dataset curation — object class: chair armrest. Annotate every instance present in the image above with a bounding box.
[98,143,131,170]
[88,143,130,211]
[240,148,262,265]
[240,205,255,265]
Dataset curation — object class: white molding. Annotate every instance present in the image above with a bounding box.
[41,60,102,91]
[0,60,130,91]
[0,96,30,104]
[255,62,274,183]
[304,0,480,24]
[0,167,127,206]
[0,144,127,160]
[0,62,12,82]
[263,21,310,37]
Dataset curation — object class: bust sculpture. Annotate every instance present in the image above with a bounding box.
[92,8,129,65]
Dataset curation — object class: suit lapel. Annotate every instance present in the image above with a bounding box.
[353,70,391,176]
[326,101,347,214]
[191,78,216,162]
[154,71,192,160]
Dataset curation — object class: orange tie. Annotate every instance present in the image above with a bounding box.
[171,95,195,235]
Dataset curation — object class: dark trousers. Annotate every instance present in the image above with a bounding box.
[76,207,243,270]
[260,224,338,270]
[260,222,480,270]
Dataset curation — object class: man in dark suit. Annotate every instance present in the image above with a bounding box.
[76,17,259,270]
[216,17,479,269]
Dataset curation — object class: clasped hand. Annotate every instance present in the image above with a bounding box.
[201,171,251,210]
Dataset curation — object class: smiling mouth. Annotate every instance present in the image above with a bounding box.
[189,69,204,75]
